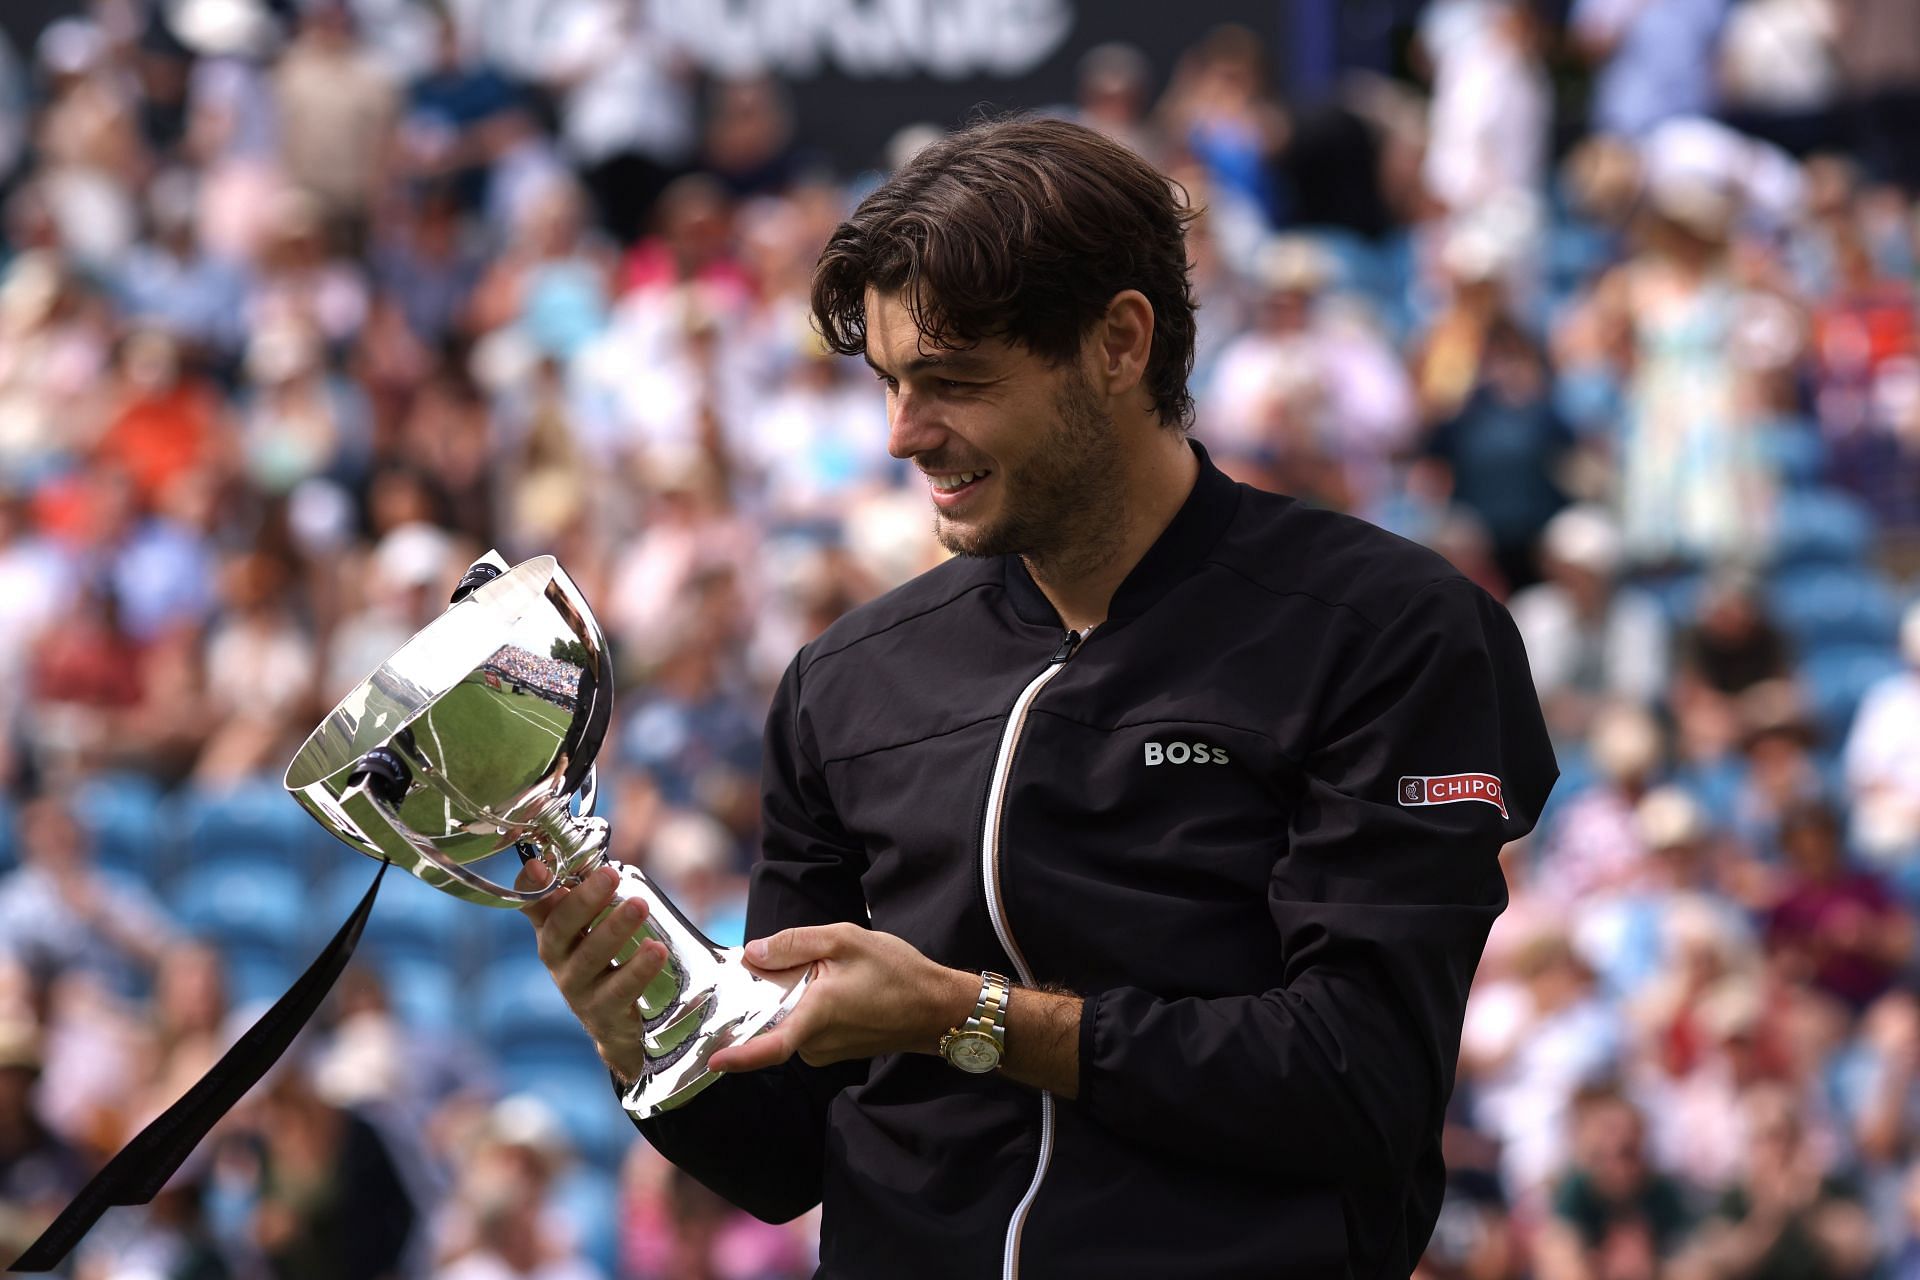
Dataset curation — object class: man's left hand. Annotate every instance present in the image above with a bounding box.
[706,925,976,1072]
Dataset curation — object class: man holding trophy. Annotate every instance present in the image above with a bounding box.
[513,117,1557,1277]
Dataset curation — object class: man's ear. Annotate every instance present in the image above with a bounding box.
[1095,289,1155,402]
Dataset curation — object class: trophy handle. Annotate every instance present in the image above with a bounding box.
[336,781,577,908]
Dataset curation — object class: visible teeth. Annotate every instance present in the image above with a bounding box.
[930,470,987,492]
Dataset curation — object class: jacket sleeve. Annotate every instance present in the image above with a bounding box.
[632,654,870,1222]
[1074,578,1556,1185]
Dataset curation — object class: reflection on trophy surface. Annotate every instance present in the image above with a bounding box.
[284,551,809,1117]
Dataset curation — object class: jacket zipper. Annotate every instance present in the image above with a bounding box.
[981,626,1085,1280]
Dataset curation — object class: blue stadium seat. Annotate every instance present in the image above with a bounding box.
[170,860,308,956]
[1756,419,1827,489]
[476,955,581,1046]
[168,779,325,881]
[1546,221,1615,289]
[323,866,466,963]
[376,955,461,1034]
[1801,643,1906,739]
[222,949,297,1012]
[499,1061,636,1169]
[1772,489,1874,567]
[71,771,165,878]
[1769,567,1902,649]
[1637,571,1707,624]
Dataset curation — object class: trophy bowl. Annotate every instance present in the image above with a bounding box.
[284,552,809,1117]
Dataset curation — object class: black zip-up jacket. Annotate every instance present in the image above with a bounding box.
[636,443,1557,1278]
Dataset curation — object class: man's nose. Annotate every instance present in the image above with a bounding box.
[886,389,944,461]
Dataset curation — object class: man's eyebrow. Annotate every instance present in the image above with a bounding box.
[861,350,993,377]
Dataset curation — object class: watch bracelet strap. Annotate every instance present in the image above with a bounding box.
[968,970,1011,1048]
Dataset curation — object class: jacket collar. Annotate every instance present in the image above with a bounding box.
[1002,438,1241,628]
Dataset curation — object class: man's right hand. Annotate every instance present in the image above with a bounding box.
[516,860,671,1087]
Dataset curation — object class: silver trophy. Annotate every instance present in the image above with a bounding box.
[283,552,809,1117]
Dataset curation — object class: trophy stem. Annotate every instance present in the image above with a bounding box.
[530,800,611,882]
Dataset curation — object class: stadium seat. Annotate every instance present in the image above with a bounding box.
[72,771,166,877]
[1546,220,1615,294]
[1768,566,1902,649]
[168,778,326,882]
[1637,570,1707,624]
[170,860,309,956]
[1756,419,1828,489]
[376,956,461,1034]
[1772,489,1874,567]
[322,865,466,963]
[222,950,297,1013]
[475,955,582,1046]
[1801,643,1907,738]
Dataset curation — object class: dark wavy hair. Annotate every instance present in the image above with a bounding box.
[810,116,1199,430]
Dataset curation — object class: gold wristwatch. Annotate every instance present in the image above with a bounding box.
[939,971,1010,1073]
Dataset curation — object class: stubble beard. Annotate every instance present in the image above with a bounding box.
[931,365,1130,584]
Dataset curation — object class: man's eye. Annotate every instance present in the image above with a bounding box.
[937,379,971,392]
[874,374,897,391]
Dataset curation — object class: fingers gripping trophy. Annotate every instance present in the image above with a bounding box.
[284,552,809,1116]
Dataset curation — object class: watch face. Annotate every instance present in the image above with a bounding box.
[947,1031,1001,1073]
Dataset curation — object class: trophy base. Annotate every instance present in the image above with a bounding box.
[620,950,813,1120]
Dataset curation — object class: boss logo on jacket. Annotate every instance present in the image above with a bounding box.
[1142,740,1229,766]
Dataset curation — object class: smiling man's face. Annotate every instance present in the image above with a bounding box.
[866,289,1123,568]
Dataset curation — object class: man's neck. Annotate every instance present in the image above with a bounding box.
[1024,432,1199,633]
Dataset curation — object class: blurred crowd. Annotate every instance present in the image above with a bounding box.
[1,0,1919,1276]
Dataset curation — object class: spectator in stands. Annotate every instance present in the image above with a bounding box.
[272,0,398,247]
[700,75,804,200]
[1766,798,1910,1012]
[1731,681,1830,855]
[1591,166,1777,566]
[1574,786,1755,999]
[0,792,176,997]
[1418,0,1550,216]
[1421,319,1575,591]
[1845,602,1920,878]
[644,808,748,947]
[434,1096,595,1280]
[0,1017,89,1269]
[1072,43,1159,163]
[1673,570,1795,763]
[1205,235,1416,510]
[139,940,229,1121]
[195,550,317,787]
[1153,25,1288,225]
[1846,987,1920,1188]
[1677,1083,1877,1277]
[1466,931,1625,1204]
[1534,1087,1695,1280]
[1510,506,1669,744]
[536,0,696,245]
[245,1058,418,1280]
[1539,700,1667,903]
[1572,0,1728,139]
